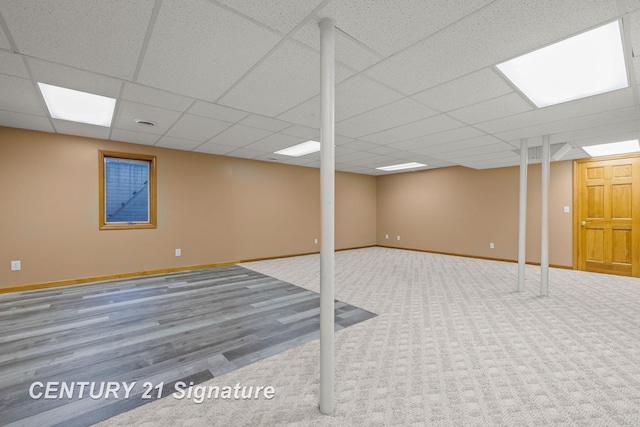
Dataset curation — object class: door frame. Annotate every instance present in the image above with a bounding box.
[572,153,640,273]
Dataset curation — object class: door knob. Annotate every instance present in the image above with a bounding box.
[581,221,590,226]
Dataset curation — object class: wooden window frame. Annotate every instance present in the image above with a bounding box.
[99,150,157,230]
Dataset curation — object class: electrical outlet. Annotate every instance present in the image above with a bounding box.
[11,260,21,271]
[563,206,570,213]
[397,235,400,241]
[385,234,389,240]
[314,238,318,244]
[175,249,181,257]
[489,243,494,249]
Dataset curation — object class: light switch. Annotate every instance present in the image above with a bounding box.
[563,206,570,213]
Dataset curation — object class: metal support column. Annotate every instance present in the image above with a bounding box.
[541,135,550,296]
[319,17,335,415]
[518,138,528,292]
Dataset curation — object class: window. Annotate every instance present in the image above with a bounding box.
[99,151,156,230]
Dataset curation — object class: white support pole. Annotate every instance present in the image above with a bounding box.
[540,135,550,296]
[319,17,335,416]
[518,138,528,292]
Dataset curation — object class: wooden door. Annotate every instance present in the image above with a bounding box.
[576,156,640,277]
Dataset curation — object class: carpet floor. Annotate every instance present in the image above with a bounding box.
[97,247,640,426]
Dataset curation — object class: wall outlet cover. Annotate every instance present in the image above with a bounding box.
[11,260,21,271]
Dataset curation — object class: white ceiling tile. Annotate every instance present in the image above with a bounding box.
[303,151,321,162]
[276,96,319,128]
[333,150,378,162]
[417,135,503,155]
[411,68,513,112]
[27,58,122,98]
[628,11,640,61]
[292,19,384,71]
[624,0,640,12]
[365,0,618,94]
[188,101,249,123]
[341,165,382,175]
[52,119,110,140]
[428,142,516,160]
[217,0,322,33]
[110,128,160,146]
[239,114,292,132]
[633,57,640,85]
[441,149,519,164]
[302,160,320,168]
[348,155,398,167]
[193,143,237,156]
[155,136,202,151]
[1,0,154,79]
[0,74,46,115]
[243,133,306,152]
[137,0,281,101]
[206,124,272,147]
[390,126,485,151]
[552,120,640,146]
[0,51,28,78]
[0,21,10,49]
[277,74,403,128]
[336,97,438,138]
[219,41,323,116]
[335,135,355,145]
[122,83,193,112]
[0,1,635,176]
[448,93,533,125]
[335,146,358,156]
[280,124,319,139]
[557,148,589,161]
[341,140,381,151]
[226,147,267,160]
[476,88,636,135]
[335,75,404,121]
[317,0,494,56]
[494,106,640,142]
[459,157,521,170]
[271,155,317,166]
[0,110,53,133]
[166,114,232,142]
[113,101,182,135]
[364,145,401,156]
[360,114,464,144]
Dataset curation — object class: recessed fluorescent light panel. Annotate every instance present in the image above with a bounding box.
[38,83,116,127]
[496,21,628,108]
[376,162,426,172]
[274,140,320,157]
[582,139,640,157]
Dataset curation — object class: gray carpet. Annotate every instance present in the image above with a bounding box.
[97,247,640,426]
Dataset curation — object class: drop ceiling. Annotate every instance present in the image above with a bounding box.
[1,0,640,175]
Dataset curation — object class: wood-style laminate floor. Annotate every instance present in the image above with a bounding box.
[0,265,376,427]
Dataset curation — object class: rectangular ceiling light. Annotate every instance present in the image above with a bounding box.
[38,82,116,127]
[274,140,320,157]
[376,162,427,172]
[496,21,628,108]
[582,139,640,157]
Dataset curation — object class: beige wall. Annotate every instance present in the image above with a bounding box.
[376,163,574,267]
[0,127,376,288]
[0,126,576,289]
